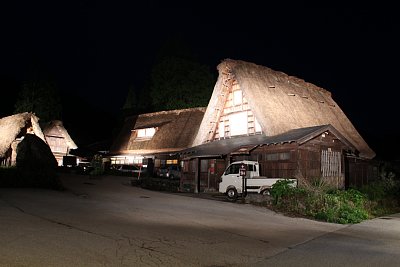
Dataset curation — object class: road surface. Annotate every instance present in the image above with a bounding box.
[0,174,399,266]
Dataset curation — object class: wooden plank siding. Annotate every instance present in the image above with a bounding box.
[345,157,378,188]
[180,129,376,192]
[297,149,321,180]
[246,143,299,179]
[233,131,350,188]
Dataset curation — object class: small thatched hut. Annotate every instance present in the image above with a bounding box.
[42,120,78,166]
[109,107,206,172]
[0,112,46,166]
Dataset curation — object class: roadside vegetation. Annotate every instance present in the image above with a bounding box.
[265,162,400,224]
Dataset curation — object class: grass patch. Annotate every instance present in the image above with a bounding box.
[262,177,400,224]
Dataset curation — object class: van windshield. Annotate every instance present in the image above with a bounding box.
[247,164,255,172]
[224,163,256,175]
[225,164,240,175]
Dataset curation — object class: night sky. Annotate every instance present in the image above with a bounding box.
[1,2,399,160]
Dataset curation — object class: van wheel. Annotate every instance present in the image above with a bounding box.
[261,189,271,196]
[226,188,238,201]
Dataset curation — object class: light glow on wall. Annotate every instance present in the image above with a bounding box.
[110,155,145,166]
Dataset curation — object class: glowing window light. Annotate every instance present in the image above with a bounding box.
[136,127,156,138]
[229,112,247,136]
[218,120,225,138]
[233,90,242,106]
[255,117,262,133]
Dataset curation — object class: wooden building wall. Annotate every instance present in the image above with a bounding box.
[345,157,378,188]
[179,131,377,192]
[249,143,299,179]
[297,132,348,188]
[233,131,351,188]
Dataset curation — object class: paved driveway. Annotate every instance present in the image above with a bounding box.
[0,174,399,266]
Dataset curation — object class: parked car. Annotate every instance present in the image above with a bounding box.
[114,164,146,178]
[156,165,181,179]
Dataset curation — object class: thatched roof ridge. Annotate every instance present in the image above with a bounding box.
[137,107,206,118]
[133,107,206,130]
[194,59,375,159]
[110,107,206,155]
[220,59,332,97]
[0,112,46,158]
[42,120,78,149]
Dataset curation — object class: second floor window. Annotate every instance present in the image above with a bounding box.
[135,127,156,140]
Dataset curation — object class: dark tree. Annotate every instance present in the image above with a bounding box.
[136,85,152,114]
[149,56,215,111]
[122,84,138,116]
[148,36,216,111]
[14,79,62,122]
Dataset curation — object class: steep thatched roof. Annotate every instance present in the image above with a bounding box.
[42,120,78,150]
[194,59,375,159]
[0,112,46,158]
[110,107,206,155]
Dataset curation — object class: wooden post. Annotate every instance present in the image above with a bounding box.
[194,158,199,193]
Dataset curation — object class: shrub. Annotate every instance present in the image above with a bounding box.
[90,154,104,176]
[269,179,370,224]
[270,179,296,205]
[315,189,369,224]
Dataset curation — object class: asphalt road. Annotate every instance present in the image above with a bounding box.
[0,174,399,267]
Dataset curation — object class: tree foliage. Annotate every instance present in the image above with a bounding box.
[121,84,138,116]
[14,79,62,122]
[149,56,215,111]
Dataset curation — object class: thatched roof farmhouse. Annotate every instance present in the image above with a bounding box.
[193,59,375,159]
[41,120,78,166]
[109,107,206,167]
[0,112,46,166]
[109,58,375,190]
[178,59,376,191]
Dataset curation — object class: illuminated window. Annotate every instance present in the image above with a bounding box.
[233,90,242,105]
[135,127,156,140]
[155,159,161,167]
[255,117,262,133]
[229,112,247,136]
[218,120,225,138]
